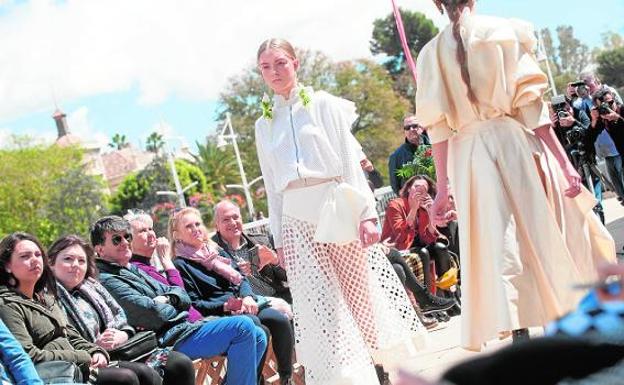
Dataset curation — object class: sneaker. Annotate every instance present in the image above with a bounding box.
[432,311,451,323]
[375,364,391,385]
[420,294,456,314]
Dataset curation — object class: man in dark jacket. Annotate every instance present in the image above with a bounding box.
[90,215,266,385]
[212,200,292,304]
[388,116,431,194]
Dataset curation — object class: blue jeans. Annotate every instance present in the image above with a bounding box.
[606,155,624,200]
[175,316,267,385]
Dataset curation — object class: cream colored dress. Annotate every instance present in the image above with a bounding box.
[415,10,616,351]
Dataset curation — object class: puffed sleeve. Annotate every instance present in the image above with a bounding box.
[316,91,378,221]
[415,41,455,144]
[467,17,551,130]
[255,118,285,247]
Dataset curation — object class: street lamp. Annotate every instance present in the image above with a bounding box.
[216,112,263,219]
[156,134,197,208]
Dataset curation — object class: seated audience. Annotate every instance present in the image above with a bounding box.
[90,216,267,385]
[212,200,292,305]
[0,317,44,385]
[48,234,195,385]
[168,208,295,385]
[0,232,157,385]
[382,175,458,290]
[124,210,204,323]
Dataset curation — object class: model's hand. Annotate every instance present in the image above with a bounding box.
[359,219,380,248]
[430,188,450,227]
[562,163,582,198]
[241,296,259,315]
[90,352,108,368]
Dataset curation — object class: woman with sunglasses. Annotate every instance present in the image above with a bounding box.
[0,232,160,385]
[415,0,615,351]
[48,234,196,385]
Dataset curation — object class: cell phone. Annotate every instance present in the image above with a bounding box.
[226,297,243,312]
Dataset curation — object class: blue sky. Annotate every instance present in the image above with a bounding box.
[0,0,622,152]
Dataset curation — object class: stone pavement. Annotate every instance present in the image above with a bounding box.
[394,196,624,382]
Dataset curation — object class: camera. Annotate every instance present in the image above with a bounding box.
[598,102,612,115]
[551,95,570,119]
[569,80,586,87]
[565,127,585,146]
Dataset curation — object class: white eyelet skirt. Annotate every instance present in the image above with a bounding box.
[281,180,428,385]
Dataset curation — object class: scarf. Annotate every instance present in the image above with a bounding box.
[56,277,129,342]
[175,242,243,285]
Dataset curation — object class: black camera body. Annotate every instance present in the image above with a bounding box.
[598,102,612,115]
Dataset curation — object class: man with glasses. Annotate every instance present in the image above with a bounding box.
[90,215,268,385]
[388,115,431,194]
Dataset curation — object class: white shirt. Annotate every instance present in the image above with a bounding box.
[255,86,377,247]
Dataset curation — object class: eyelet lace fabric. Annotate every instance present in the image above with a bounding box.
[282,216,427,385]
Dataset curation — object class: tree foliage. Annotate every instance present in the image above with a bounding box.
[109,156,209,234]
[597,46,624,89]
[145,132,165,153]
[191,138,240,195]
[370,9,438,107]
[0,141,108,245]
[109,133,130,150]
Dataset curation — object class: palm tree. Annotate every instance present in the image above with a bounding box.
[145,132,165,153]
[191,139,239,194]
[108,133,129,150]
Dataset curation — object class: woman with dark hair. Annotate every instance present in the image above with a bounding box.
[48,234,196,385]
[416,0,615,350]
[0,232,157,385]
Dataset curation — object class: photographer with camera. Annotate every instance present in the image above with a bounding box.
[550,94,606,223]
[591,88,624,204]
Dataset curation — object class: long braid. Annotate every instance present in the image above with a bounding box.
[436,0,478,104]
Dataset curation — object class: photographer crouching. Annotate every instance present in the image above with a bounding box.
[591,87,624,205]
[550,94,606,223]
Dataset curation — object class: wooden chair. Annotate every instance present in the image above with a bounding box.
[193,344,305,385]
[193,356,227,385]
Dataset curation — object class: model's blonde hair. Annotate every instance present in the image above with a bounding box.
[257,38,297,62]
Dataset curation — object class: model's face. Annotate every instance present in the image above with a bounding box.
[258,48,299,97]
[130,218,157,256]
[7,240,43,289]
[215,204,243,244]
[96,231,133,266]
[50,244,87,291]
[175,213,205,248]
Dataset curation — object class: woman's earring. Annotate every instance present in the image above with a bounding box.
[7,274,16,287]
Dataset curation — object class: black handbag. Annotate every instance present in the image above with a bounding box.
[35,360,83,384]
[108,330,158,362]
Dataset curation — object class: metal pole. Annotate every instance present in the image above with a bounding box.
[226,113,256,219]
[537,33,558,96]
[166,147,186,208]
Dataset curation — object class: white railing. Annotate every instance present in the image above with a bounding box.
[243,186,398,236]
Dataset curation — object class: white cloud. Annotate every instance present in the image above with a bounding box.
[0,0,446,122]
[66,106,108,148]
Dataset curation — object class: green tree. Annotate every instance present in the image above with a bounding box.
[145,132,165,153]
[0,141,108,245]
[192,138,239,195]
[596,46,624,89]
[110,156,209,234]
[109,133,129,150]
[370,9,438,107]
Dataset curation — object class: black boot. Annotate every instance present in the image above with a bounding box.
[512,328,530,344]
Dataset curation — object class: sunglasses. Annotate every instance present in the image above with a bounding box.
[111,233,132,246]
[404,124,422,131]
